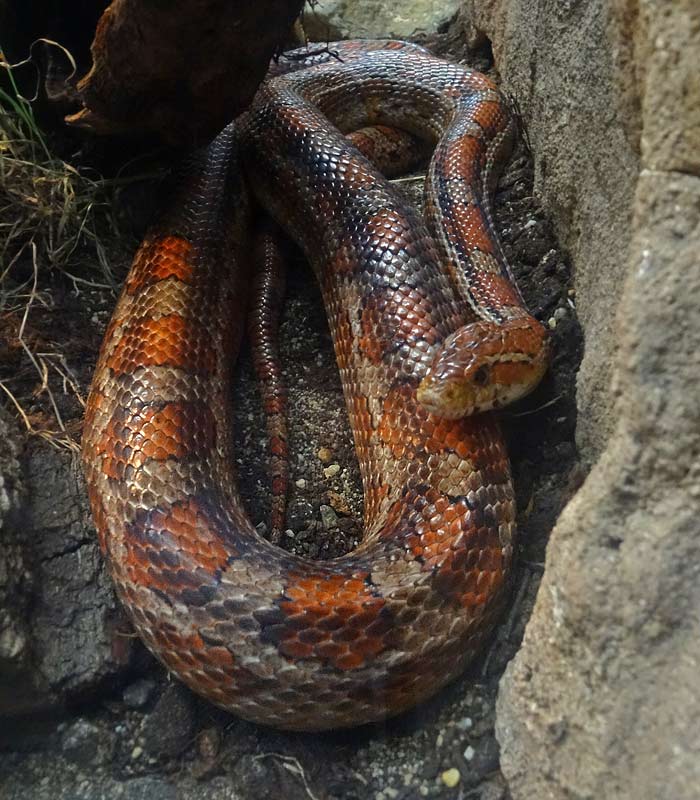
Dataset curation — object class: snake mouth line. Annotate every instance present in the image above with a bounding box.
[417,350,549,419]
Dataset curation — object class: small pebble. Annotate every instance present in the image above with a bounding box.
[463,745,476,761]
[317,447,333,463]
[441,768,461,788]
[324,463,341,478]
[553,306,568,321]
[141,684,196,759]
[61,720,102,766]
[123,678,157,709]
[327,490,351,514]
[320,504,338,529]
[132,746,143,760]
[457,716,473,730]
[192,726,223,779]
[197,727,222,761]
[295,478,307,489]
[547,317,557,329]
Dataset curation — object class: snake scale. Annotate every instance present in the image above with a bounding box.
[82,40,548,730]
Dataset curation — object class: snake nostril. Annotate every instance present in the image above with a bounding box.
[473,365,490,386]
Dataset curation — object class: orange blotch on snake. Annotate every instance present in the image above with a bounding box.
[107,314,216,375]
[330,308,354,371]
[123,497,233,596]
[276,572,388,669]
[148,497,233,568]
[125,235,194,294]
[470,100,505,137]
[378,384,484,463]
[96,401,215,480]
[150,627,236,677]
[442,136,483,182]
[405,497,508,609]
[358,334,384,364]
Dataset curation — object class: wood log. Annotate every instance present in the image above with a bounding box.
[66,0,305,146]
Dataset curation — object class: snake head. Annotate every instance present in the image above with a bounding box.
[416,316,549,419]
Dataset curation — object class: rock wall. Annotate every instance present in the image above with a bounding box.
[0,407,30,711]
[0,407,134,715]
[458,0,700,797]
[303,0,461,40]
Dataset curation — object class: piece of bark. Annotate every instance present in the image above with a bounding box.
[66,0,305,146]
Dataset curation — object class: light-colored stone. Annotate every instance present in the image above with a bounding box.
[323,463,341,478]
[497,171,700,800]
[458,0,700,798]
[319,504,338,529]
[440,768,461,788]
[317,446,333,463]
[303,0,460,41]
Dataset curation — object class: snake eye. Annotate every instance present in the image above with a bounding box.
[473,365,490,386]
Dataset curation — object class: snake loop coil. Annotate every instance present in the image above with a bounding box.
[82,41,548,730]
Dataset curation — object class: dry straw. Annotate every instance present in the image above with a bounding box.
[0,41,138,449]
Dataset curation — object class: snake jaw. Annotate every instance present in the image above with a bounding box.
[417,317,550,418]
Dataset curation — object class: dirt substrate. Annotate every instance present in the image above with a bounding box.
[0,29,582,800]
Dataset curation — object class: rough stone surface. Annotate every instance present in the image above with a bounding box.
[61,719,107,767]
[141,684,197,759]
[497,172,700,800]
[303,0,460,40]
[0,435,134,715]
[27,444,136,701]
[456,0,700,798]
[0,406,31,713]
[502,176,700,800]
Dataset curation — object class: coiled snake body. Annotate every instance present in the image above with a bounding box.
[82,41,548,730]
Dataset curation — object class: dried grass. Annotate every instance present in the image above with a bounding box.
[0,43,127,450]
[0,49,120,291]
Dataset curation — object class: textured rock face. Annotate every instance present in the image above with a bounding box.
[303,0,461,40]
[0,407,31,710]
[458,0,700,797]
[0,416,134,715]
